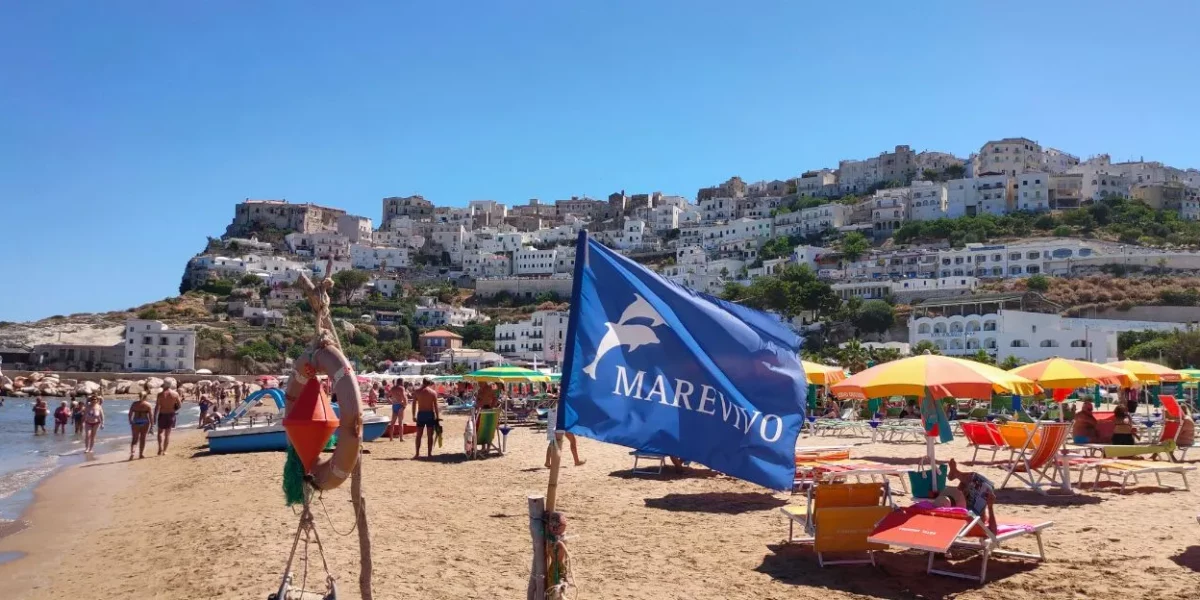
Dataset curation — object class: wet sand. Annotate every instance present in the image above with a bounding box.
[1,416,1198,599]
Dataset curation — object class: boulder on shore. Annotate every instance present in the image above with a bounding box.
[145,377,164,390]
[74,381,100,396]
[114,380,134,394]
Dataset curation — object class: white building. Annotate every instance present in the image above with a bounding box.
[350,244,410,271]
[936,240,1099,278]
[871,188,909,237]
[837,156,881,194]
[1015,172,1050,212]
[907,181,948,221]
[1041,148,1081,173]
[413,304,487,328]
[698,197,735,223]
[946,175,1011,218]
[909,300,1183,363]
[286,232,351,259]
[336,214,373,243]
[372,229,425,250]
[795,169,838,197]
[649,204,683,232]
[773,203,850,237]
[977,137,1044,176]
[462,251,512,278]
[494,310,570,365]
[513,247,558,275]
[124,319,197,372]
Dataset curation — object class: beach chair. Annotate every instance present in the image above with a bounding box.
[781,481,893,567]
[464,409,502,459]
[960,421,1006,464]
[1079,396,1184,461]
[1088,460,1196,493]
[630,451,667,475]
[999,422,1072,495]
[868,505,1054,583]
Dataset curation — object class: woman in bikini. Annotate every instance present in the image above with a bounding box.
[128,392,154,459]
[82,396,105,453]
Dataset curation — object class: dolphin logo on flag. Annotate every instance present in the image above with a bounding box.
[582,294,667,378]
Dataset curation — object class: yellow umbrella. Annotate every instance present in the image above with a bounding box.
[1009,358,1135,389]
[1105,360,1182,384]
[830,354,1040,483]
[830,354,1041,400]
[801,360,846,386]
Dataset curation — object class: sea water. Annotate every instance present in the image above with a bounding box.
[0,398,200,524]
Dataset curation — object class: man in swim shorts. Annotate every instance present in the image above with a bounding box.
[387,381,408,442]
[411,379,440,459]
[154,380,181,456]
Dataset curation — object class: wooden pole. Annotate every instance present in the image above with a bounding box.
[544,431,564,597]
[545,431,564,511]
[353,457,373,600]
[527,496,546,600]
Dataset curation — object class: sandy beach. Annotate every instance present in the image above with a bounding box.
[1,414,1198,600]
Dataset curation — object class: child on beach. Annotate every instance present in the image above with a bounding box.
[53,401,70,434]
[71,401,84,434]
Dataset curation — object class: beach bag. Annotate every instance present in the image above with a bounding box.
[907,458,948,499]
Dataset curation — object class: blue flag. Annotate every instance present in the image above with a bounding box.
[558,233,807,490]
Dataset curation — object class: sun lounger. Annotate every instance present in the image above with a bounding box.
[1078,395,1187,461]
[1086,459,1195,493]
[960,421,1007,464]
[999,422,1072,495]
[794,458,910,494]
[782,481,893,567]
[868,505,1053,583]
[630,451,666,475]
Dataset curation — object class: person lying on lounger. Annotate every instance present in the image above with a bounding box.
[935,458,998,533]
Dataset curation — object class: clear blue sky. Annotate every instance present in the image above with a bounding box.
[2,1,1198,322]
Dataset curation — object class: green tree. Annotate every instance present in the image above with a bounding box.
[239,274,262,286]
[965,349,995,366]
[1025,274,1050,292]
[837,339,869,373]
[998,355,1022,370]
[1053,225,1072,237]
[943,164,966,180]
[911,340,941,355]
[841,232,869,261]
[332,269,371,301]
[853,300,895,335]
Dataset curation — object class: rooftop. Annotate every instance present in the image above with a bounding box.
[421,330,463,339]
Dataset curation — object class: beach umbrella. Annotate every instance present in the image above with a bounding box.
[1175,368,1200,382]
[464,365,551,383]
[1105,360,1182,383]
[1009,358,1135,390]
[801,360,847,386]
[432,375,463,383]
[831,354,1040,490]
[831,354,1040,401]
[549,373,562,383]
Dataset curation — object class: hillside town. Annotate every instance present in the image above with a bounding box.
[6,136,1200,378]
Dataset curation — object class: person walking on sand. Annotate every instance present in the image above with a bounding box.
[53,401,70,434]
[411,379,440,459]
[32,396,48,435]
[71,400,84,435]
[544,392,585,468]
[82,396,104,453]
[128,393,154,460]
[387,381,409,442]
[154,381,182,456]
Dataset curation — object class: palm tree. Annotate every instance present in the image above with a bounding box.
[838,339,869,373]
